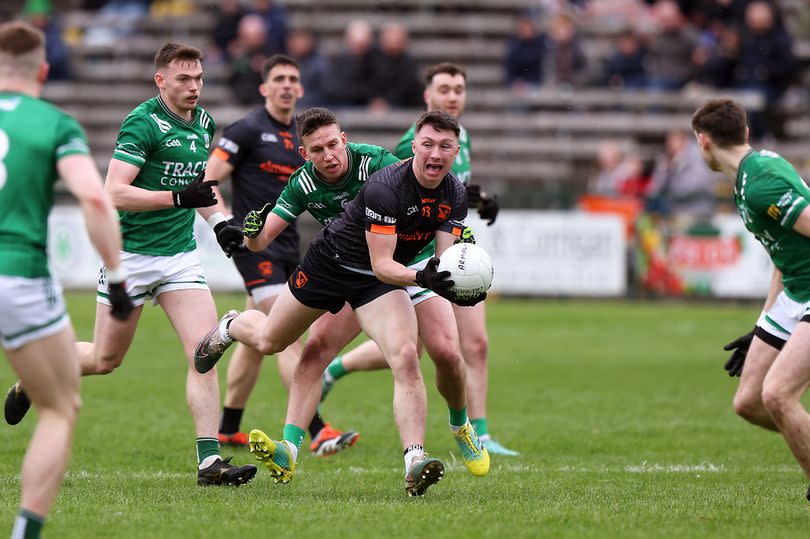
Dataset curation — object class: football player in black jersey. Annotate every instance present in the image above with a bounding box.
[198,55,358,456]
[195,111,489,495]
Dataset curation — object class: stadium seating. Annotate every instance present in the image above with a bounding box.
[45,0,810,208]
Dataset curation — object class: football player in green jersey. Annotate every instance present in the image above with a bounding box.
[4,42,256,487]
[694,98,810,499]
[0,21,133,539]
[322,62,518,456]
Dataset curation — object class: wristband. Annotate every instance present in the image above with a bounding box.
[107,266,126,284]
[207,212,229,229]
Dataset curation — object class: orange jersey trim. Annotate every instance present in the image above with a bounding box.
[370,224,396,235]
[212,147,230,161]
[451,227,462,237]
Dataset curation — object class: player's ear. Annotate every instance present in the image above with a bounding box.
[37,61,49,85]
[154,71,164,88]
[298,145,307,161]
[340,131,347,145]
[423,89,430,107]
[295,84,304,99]
[744,126,750,143]
[259,82,269,98]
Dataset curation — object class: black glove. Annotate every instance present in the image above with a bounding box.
[477,194,499,226]
[414,258,454,300]
[466,184,483,206]
[107,281,134,321]
[214,218,243,257]
[452,292,487,307]
[723,328,755,377]
[173,171,218,208]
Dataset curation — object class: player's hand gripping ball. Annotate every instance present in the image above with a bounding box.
[438,243,493,302]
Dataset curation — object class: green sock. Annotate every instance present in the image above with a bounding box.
[327,356,348,379]
[13,510,44,539]
[449,406,468,428]
[283,423,306,452]
[471,417,489,437]
[196,437,219,465]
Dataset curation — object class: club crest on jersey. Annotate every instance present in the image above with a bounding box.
[293,270,308,289]
[204,133,210,148]
[437,204,451,221]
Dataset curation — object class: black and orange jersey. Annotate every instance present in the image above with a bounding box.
[213,107,304,262]
[311,159,467,270]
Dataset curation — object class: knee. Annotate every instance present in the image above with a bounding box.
[732,392,764,422]
[390,343,421,380]
[761,383,792,420]
[430,341,465,373]
[461,332,488,365]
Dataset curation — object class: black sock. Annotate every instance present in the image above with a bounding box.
[308,411,326,439]
[219,407,244,435]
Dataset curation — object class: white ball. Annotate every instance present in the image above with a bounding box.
[437,243,493,299]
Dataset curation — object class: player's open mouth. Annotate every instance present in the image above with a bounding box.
[425,164,443,174]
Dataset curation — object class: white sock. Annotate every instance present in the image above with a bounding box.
[198,455,221,470]
[479,433,491,442]
[449,419,469,435]
[404,445,425,473]
[322,370,335,384]
[283,440,299,463]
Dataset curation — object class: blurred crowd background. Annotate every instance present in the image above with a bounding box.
[3,0,810,296]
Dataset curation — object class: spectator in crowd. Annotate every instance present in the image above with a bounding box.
[544,11,588,89]
[645,129,720,223]
[688,0,751,27]
[504,12,546,91]
[286,28,330,108]
[210,0,245,62]
[588,139,648,198]
[733,0,796,138]
[22,0,73,80]
[248,0,288,55]
[81,0,151,46]
[644,0,698,90]
[368,22,422,112]
[227,14,275,105]
[325,19,376,107]
[691,20,739,88]
[602,29,647,88]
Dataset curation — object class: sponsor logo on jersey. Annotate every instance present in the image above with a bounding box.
[332,192,349,201]
[398,230,434,242]
[437,204,451,221]
[150,113,172,133]
[159,161,206,185]
[406,205,418,215]
[165,139,182,148]
[383,216,396,224]
[187,134,199,139]
[261,133,278,143]
[767,204,781,220]
[365,207,382,220]
[260,160,297,180]
[218,137,239,154]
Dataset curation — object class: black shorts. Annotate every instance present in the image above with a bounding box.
[289,247,402,314]
[232,250,298,294]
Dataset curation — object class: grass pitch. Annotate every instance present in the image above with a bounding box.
[2,293,810,538]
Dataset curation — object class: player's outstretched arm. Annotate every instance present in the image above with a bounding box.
[58,154,133,320]
[243,207,289,252]
[195,155,243,257]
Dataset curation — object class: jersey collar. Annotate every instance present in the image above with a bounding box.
[156,95,197,126]
[735,148,756,191]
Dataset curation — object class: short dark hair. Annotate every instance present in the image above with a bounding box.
[415,110,460,139]
[261,54,299,81]
[691,98,748,148]
[296,107,339,141]
[0,20,44,55]
[424,62,466,85]
[154,42,203,70]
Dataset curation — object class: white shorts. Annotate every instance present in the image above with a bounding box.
[406,257,438,306]
[757,291,810,342]
[97,251,209,307]
[0,275,70,350]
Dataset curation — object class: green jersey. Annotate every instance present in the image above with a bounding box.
[394,123,471,185]
[272,142,399,226]
[112,95,215,256]
[736,149,810,301]
[0,92,90,278]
